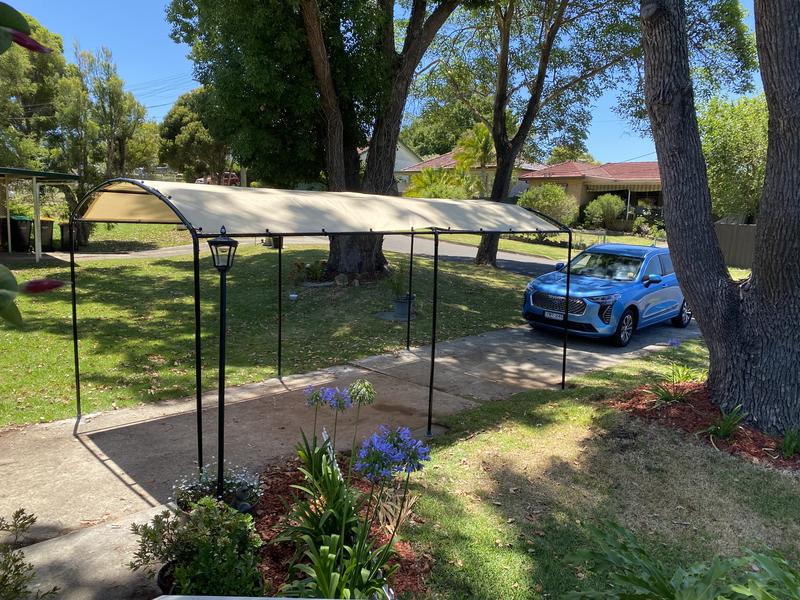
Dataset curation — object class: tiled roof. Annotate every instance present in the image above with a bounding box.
[521,160,660,182]
[402,151,546,173]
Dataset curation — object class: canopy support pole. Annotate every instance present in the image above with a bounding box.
[5,176,11,254]
[192,235,204,469]
[406,232,414,350]
[561,229,572,389]
[426,231,439,438]
[33,177,41,262]
[69,220,81,417]
[277,238,283,379]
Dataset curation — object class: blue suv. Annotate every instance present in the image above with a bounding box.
[522,244,691,347]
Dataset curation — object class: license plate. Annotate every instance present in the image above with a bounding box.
[544,310,565,321]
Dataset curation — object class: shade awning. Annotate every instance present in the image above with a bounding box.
[75,179,564,235]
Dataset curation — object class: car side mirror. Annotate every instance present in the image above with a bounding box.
[554,262,565,271]
[645,273,662,285]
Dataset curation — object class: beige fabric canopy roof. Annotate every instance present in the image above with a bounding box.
[77,179,563,235]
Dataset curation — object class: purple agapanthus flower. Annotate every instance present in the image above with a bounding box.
[354,425,430,482]
[668,338,681,348]
[322,386,352,411]
[304,386,325,408]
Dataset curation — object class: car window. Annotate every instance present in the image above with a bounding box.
[659,254,674,275]
[645,257,663,277]
[567,252,643,281]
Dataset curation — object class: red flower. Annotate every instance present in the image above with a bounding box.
[21,279,64,294]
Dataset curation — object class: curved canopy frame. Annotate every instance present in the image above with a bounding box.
[68,178,573,472]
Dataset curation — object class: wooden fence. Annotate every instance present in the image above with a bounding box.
[714,223,756,268]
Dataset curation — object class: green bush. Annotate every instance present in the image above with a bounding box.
[781,428,800,459]
[1,509,57,600]
[517,183,579,226]
[129,497,263,596]
[569,521,800,599]
[584,194,625,228]
[706,405,746,440]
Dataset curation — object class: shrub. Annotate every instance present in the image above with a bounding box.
[172,464,261,513]
[584,194,625,228]
[569,521,800,599]
[404,167,478,199]
[781,428,800,459]
[517,184,579,226]
[1,509,58,599]
[130,497,263,596]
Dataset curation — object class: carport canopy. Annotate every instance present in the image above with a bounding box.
[74,179,565,235]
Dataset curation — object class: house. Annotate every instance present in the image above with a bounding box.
[399,151,545,197]
[358,140,422,193]
[520,161,661,217]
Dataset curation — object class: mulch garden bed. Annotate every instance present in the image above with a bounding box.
[608,382,800,472]
[252,458,432,596]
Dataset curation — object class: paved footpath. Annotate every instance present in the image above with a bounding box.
[3,320,700,600]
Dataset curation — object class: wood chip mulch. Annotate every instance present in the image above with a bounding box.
[608,382,800,472]
[252,459,432,597]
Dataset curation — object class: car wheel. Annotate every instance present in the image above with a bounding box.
[611,308,636,347]
[671,300,692,328]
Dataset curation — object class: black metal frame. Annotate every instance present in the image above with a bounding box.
[68,178,573,470]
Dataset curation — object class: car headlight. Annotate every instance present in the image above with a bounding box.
[526,281,537,291]
[587,293,621,304]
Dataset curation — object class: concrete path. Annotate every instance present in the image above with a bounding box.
[4,321,699,599]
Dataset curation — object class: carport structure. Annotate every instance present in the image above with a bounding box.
[69,178,573,470]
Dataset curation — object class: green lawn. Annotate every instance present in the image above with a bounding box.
[404,339,800,598]
[0,245,530,427]
[53,223,191,253]
[427,231,665,261]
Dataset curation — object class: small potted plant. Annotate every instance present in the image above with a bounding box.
[172,464,261,514]
[130,497,264,595]
[388,264,414,319]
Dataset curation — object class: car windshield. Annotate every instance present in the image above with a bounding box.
[565,251,643,281]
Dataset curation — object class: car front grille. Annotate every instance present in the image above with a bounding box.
[532,291,586,316]
[525,312,598,332]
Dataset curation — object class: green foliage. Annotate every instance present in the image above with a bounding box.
[649,382,690,405]
[454,123,495,196]
[289,260,328,285]
[401,99,482,157]
[584,194,625,229]
[517,184,579,226]
[387,264,406,298]
[404,167,478,199]
[172,464,261,512]
[127,121,161,174]
[159,88,228,183]
[698,94,767,219]
[707,405,747,440]
[0,509,58,599]
[0,265,22,327]
[130,497,263,596]
[569,521,800,599]
[546,145,599,165]
[780,429,800,460]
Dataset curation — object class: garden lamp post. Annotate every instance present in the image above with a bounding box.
[208,226,238,499]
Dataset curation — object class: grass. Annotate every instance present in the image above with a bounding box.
[403,339,800,599]
[424,231,665,261]
[53,223,191,253]
[0,245,530,427]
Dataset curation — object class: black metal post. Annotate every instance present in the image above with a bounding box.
[406,232,415,350]
[277,239,282,379]
[561,229,573,390]
[192,236,203,469]
[426,231,439,437]
[216,270,227,499]
[69,220,81,417]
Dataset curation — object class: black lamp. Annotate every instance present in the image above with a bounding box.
[207,226,238,499]
[207,226,238,272]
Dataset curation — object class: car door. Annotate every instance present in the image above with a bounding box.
[638,256,671,324]
[658,253,684,317]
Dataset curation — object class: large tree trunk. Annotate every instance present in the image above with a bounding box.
[475,144,517,265]
[640,0,800,433]
[327,234,387,275]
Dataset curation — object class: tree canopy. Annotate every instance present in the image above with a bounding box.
[545,145,599,165]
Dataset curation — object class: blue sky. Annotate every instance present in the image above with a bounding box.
[15,0,756,164]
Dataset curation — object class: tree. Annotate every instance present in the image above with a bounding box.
[517,183,578,226]
[127,121,161,175]
[454,122,494,196]
[697,94,767,220]
[546,145,599,165]
[401,99,481,157]
[159,89,228,183]
[420,0,755,266]
[640,0,800,433]
[583,193,625,228]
